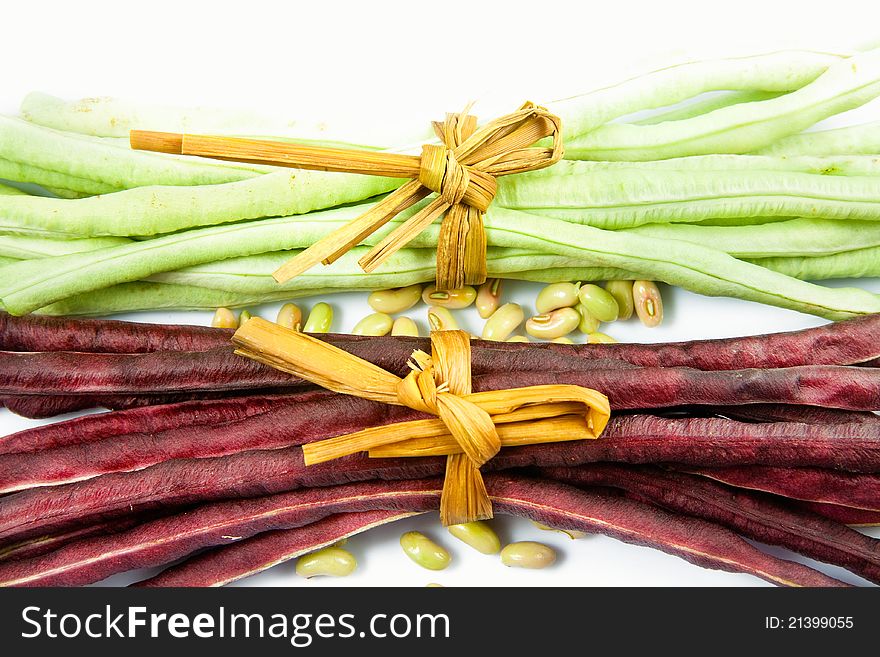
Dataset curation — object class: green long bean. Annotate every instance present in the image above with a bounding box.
[520,154,880,176]
[481,209,880,319]
[0,169,399,236]
[0,116,276,190]
[624,218,880,258]
[633,90,783,125]
[505,267,640,283]
[40,187,91,199]
[692,216,793,227]
[749,246,880,280]
[18,92,280,138]
[0,157,119,196]
[754,121,880,156]
[147,247,586,294]
[148,246,455,293]
[15,262,632,316]
[31,281,301,316]
[31,267,638,316]
[553,50,844,139]
[0,234,131,259]
[20,92,433,148]
[497,165,880,229]
[564,48,880,160]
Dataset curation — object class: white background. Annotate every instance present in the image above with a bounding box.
[2,0,880,586]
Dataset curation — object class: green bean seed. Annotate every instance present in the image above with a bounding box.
[633,280,664,327]
[533,521,589,539]
[422,285,477,309]
[506,335,530,342]
[476,278,503,319]
[551,336,574,344]
[587,332,618,344]
[562,530,589,539]
[605,280,635,320]
[303,302,333,333]
[238,310,253,326]
[426,583,444,588]
[211,307,237,329]
[500,541,557,569]
[400,531,451,571]
[391,316,420,336]
[427,307,459,331]
[276,303,303,330]
[295,546,357,578]
[481,303,524,341]
[447,521,501,555]
[577,304,600,334]
[351,312,393,336]
[368,284,422,314]
[577,284,619,322]
[525,307,580,339]
[536,282,581,313]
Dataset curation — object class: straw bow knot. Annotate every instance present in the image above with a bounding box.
[131,103,563,290]
[396,334,501,468]
[417,143,495,210]
[232,318,609,526]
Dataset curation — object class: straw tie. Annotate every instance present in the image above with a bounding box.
[232,318,610,525]
[130,103,563,290]
[396,331,500,524]
[417,143,495,210]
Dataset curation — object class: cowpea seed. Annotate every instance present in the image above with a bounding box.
[578,284,619,322]
[576,303,600,334]
[422,285,477,309]
[633,281,664,328]
[427,307,459,331]
[587,332,618,344]
[211,307,237,329]
[238,310,253,326]
[303,302,333,333]
[391,316,420,336]
[525,307,580,339]
[605,280,634,320]
[351,312,393,336]
[560,530,589,539]
[533,521,589,539]
[476,279,503,319]
[276,303,303,330]
[400,531,451,571]
[447,521,501,555]
[368,284,422,314]
[536,282,580,314]
[506,335,530,342]
[295,546,357,578]
[500,541,557,569]
[481,303,524,341]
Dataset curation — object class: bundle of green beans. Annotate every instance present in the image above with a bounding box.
[3,48,880,319]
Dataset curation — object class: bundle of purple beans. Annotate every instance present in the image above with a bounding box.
[1,312,880,587]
